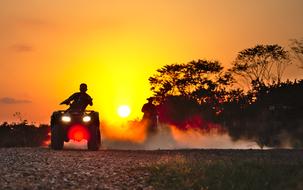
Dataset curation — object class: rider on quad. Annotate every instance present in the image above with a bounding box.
[50,83,100,150]
[141,97,158,132]
[60,83,93,111]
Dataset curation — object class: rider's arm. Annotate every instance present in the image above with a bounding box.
[88,96,93,106]
[60,93,77,105]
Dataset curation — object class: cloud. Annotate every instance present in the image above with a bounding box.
[10,44,34,53]
[0,97,32,104]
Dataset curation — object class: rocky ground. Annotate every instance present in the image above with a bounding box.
[0,147,156,189]
[0,147,302,189]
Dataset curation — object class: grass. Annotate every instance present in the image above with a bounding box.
[145,154,303,190]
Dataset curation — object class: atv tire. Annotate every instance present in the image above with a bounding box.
[51,124,64,150]
[87,125,100,151]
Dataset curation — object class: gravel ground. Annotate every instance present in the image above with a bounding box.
[0,147,302,190]
[0,147,158,190]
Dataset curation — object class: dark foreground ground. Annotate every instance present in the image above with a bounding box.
[0,148,303,190]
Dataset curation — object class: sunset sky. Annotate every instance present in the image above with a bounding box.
[0,0,303,124]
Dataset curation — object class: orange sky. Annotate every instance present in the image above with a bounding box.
[1,0,303,124]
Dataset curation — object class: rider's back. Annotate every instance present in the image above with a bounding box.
[68,92,92,111]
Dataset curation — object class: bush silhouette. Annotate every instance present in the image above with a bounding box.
[0,122,49,147]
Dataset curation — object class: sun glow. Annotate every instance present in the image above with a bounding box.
[117,105,131,118]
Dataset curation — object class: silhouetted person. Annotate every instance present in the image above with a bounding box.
[141,97,158,130]
[60,83,93,112]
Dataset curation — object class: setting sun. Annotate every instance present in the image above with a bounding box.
[117,105,131,118]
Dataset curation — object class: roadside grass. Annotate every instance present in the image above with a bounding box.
[146,158,303,190]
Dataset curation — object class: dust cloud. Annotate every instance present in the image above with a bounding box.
[49,122,263,150]
[101,122,262,150]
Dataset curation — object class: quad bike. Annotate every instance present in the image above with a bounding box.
[50,110,101,150]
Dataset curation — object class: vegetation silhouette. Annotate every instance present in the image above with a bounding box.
[0,121,49,147]
[229,44,291,87]
[290,38,303,67]
[148,42,303,148]
[222,80,303,148]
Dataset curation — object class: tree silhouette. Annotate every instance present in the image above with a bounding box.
[290,38,303,68]
[230,44,291,87]
[224,80,303,148]
[149,59,233,106]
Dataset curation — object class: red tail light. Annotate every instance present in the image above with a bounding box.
[68,125,90,141]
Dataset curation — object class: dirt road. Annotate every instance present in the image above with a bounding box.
[0,148,302,189]
[0,147,159,189]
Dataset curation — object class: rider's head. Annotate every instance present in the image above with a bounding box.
[80,83,88,93]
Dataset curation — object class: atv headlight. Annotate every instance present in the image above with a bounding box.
[62,115,71,122]
[83,115,91,122]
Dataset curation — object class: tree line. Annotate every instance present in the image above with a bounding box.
[149,40,303,148]
[0,121,49,147]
